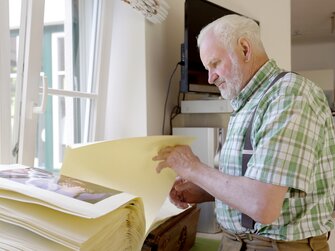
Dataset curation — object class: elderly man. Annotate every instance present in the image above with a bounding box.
[153,14,335,251]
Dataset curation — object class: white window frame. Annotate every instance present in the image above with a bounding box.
[0,0,11,164]
[15,0,114,168]
[16,0,45,166]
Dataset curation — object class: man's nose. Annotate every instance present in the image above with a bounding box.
[208,72,219,85]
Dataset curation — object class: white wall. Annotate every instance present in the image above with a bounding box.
[292,40,335,71]
[292,39,335,109]
[146,0,184,135]
[104,0,291,139]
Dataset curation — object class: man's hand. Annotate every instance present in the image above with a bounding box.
[152,145,200,179]
[169,177,214,209]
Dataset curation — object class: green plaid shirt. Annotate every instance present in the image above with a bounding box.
[216,59,335,240]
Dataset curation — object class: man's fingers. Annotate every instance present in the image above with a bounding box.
[152,146,173,161]
[174,180,191,191]
[155,161,168,173]
[168,196,189,209]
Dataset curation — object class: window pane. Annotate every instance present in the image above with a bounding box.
[34,0,98,171]
[35,96,92,170]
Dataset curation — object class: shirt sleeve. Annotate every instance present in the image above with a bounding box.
[245,93,322,193]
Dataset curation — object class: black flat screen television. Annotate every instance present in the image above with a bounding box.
[180,0,237,94]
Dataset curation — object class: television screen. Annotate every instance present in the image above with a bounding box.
[180,0,237,94]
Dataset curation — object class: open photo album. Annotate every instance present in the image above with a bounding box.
[0,135,193,251]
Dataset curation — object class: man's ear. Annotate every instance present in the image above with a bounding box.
[238,37,251,62]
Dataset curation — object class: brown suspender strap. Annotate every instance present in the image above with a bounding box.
[241,71,290,229]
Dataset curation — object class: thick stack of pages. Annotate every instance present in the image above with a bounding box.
[0,136,193,251]
[0,166,145,250]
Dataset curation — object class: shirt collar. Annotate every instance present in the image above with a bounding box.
[230,59,280,112]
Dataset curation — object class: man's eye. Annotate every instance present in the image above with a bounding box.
[212,62,218,68]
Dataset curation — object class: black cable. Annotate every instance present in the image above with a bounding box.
[162,61,184,135]
[169,105,181,135]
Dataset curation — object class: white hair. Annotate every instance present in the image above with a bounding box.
[197,14,266,54]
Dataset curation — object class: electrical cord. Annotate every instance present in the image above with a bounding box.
[161,61,184,135]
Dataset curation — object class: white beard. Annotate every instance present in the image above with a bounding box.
[216,57,244,100]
